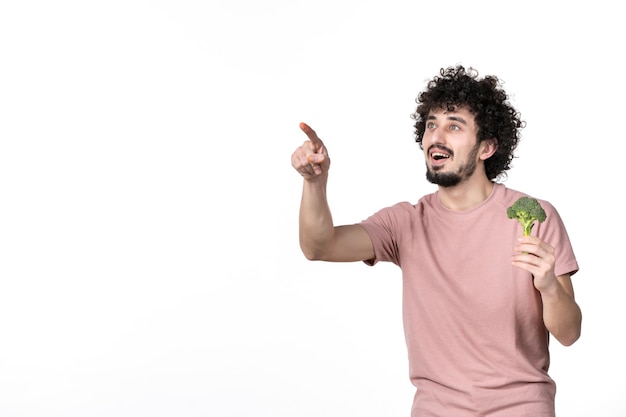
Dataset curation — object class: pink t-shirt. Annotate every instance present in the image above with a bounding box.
[359,183,578,417]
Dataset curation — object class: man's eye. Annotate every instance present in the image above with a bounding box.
[450,125,460,131]
[427,122,436,129]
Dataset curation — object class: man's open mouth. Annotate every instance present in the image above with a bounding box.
[431,152,450,161]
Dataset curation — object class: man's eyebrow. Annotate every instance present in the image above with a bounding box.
[426,114,468,124]
[447,116,467,125]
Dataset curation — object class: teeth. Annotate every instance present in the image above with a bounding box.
[432,152,449,160]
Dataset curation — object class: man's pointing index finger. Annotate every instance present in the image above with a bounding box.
[299,122,323,148]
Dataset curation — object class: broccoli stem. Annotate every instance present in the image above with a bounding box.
[521,219,535,236]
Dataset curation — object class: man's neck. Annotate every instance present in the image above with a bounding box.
[437,177,495,212]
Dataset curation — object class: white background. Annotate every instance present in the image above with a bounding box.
[1,1,623,416]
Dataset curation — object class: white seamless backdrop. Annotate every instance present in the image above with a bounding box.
[0,1,623,416]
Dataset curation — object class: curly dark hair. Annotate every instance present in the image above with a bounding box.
[411,65,525,181]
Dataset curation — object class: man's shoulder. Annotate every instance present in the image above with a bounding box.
[496,183,557,212]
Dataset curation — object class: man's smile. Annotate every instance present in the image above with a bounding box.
[429,146,452,166]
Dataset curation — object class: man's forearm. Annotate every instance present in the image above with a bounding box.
[541,281,582,346]
[299,180,335,260]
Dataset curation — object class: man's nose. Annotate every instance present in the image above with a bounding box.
[430,128,444,145]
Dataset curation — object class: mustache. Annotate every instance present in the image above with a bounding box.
[428,144,454,157]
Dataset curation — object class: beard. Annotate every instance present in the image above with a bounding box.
[426,143,480,187]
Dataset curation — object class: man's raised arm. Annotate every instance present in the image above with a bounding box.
[291,123,374,262]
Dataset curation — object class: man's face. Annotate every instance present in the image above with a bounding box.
[422,107,481,187]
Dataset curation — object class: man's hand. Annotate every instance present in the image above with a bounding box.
[512,235,581,346]
[512,236,558,293]
[291,122,330,181]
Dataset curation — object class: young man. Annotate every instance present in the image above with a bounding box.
[291,65,582,416]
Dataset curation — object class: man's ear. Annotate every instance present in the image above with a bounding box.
[479,138,498,160]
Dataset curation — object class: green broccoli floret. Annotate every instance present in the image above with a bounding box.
[506,196,547,236]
